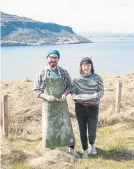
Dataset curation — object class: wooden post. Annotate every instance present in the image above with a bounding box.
[115,81,122,113]
[2,95,8,136]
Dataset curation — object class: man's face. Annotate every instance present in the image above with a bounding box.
[47,54,59,67]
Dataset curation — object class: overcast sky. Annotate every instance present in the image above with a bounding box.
[1,0,134,33]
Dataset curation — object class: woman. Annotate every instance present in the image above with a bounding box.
[71,57,104,158]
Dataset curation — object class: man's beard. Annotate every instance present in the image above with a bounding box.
[48,61,57,67]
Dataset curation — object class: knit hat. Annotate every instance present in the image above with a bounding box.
[80,57,92,64]
[47,49,60,59]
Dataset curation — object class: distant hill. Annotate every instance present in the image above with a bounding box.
[1,12,91,46]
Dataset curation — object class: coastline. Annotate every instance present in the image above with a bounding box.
[1,41,92,47]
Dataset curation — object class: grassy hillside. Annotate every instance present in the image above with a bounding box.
[1,122,134,169]
[1,72,134,169]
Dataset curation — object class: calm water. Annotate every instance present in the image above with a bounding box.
[1,38,134,80]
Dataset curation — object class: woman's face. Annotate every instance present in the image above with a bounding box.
[81,61,92,75]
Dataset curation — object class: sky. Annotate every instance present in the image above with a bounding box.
[1,0,134,33]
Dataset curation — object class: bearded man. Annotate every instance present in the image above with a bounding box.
[34,49,79,157]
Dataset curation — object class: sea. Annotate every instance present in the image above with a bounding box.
[1,36,134,81]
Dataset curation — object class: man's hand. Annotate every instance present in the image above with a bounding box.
[92,92,98,99]
[58,94,66,102]
[46,95,56,102]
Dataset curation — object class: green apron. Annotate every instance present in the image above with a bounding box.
[42,77,75,148]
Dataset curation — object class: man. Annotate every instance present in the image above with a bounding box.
[34,49,79,157]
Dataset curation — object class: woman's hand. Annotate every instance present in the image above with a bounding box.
[92,92,98,99]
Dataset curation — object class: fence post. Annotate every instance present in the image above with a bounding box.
[2,95,8,136]
[115,81,122,113]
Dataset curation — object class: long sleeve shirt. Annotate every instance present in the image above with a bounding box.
[71,73,104,104]
[34,66,71,97]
